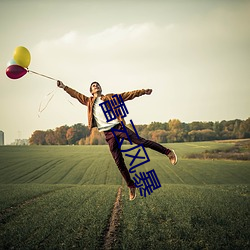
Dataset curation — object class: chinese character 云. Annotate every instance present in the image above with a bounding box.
[110,120,138,148]
[111,121,133,148]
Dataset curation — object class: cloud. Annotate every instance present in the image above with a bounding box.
[33,23,154,51]
[86,23,153,50]
[31,23,163,79]
[35,31,79,50]
[31,10,250,84]
[32,23,161,62]
[59,31,78,44]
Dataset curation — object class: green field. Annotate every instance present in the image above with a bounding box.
[0,141,249,249]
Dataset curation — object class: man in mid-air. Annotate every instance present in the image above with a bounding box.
[57,80,177,200]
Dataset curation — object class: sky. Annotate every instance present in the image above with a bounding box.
[0,0,249,144]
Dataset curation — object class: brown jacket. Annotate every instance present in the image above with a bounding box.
[64,86,146,130]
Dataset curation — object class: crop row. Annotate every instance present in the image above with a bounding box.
[0,184,119,249]
[1,143,250,186]
[120,184,250,249]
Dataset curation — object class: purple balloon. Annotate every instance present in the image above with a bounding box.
[6,65,27,79]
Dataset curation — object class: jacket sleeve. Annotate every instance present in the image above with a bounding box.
[64,86,89,106]
[119,89,146,102]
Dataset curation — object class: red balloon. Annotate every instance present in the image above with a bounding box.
[6,65,27,79]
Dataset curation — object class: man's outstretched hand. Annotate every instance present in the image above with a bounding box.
[57,80,65,89]
[145,89,153,95]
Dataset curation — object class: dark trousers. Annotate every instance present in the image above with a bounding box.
[104,124,171,188]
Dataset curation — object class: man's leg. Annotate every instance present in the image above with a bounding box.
[120,125,170,154]
[104,130,135,188]
[117,124,177,165]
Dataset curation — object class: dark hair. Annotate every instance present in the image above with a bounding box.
[89,82,101,93]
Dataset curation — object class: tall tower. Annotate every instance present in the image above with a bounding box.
[0,131,4,145]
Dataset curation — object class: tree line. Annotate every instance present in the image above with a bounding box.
[29,118,250,145]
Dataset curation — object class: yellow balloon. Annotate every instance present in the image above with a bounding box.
[13,46,31,68]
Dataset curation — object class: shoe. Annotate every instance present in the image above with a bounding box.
[129,187,136,201]
[168,150,178,165]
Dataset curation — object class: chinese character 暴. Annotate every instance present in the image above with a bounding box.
[133,169,161,197]
[99,94,129,122]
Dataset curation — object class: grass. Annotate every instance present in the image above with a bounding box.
[186,140,250,161]
[0,145,122,185]
[0,141,249,249]
[120,184,250,249]
[0,184,118,249]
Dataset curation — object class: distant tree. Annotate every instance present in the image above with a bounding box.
[147,122,167,131]
[45,129,57,145]
[180,122,189,142]
[29,130,46,145]
[188,129,216,141]
[73,123,90,142]
[150,130,168,143]
[78,138,86,145]
[66,127,75,145]
[29,118,250,145]
[206,122,214,130]
[167,119,184,142]
[66,123,90,145]
[134,124,148,134]
[231,119,242,139]
[55,125,69,145]
[85,136,90,145]
[139,127,151,140]
[189,121,204,131]
[239,118,250,138]
[127,123,150,140]
[168,119,182,131]
[87,128,106,145]
[92,137,99,145]
[213,122,221,139]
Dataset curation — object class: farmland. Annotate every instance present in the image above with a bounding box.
[0,141,249,249]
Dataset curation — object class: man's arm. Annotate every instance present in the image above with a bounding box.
[57,80,89,106]
[145,89,152,95]
[119,89,153,101]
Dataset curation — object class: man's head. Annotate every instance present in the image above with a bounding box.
[90,82,102,95]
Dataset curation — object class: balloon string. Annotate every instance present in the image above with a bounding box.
[28,69,58,81]
[38,88,58,118]
[67,99,75,106]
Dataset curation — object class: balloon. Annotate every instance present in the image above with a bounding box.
[13,46,31,68]
[6,65,27,79]
[7,58,17,67]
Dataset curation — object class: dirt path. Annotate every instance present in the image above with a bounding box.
[103,186,123,250]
